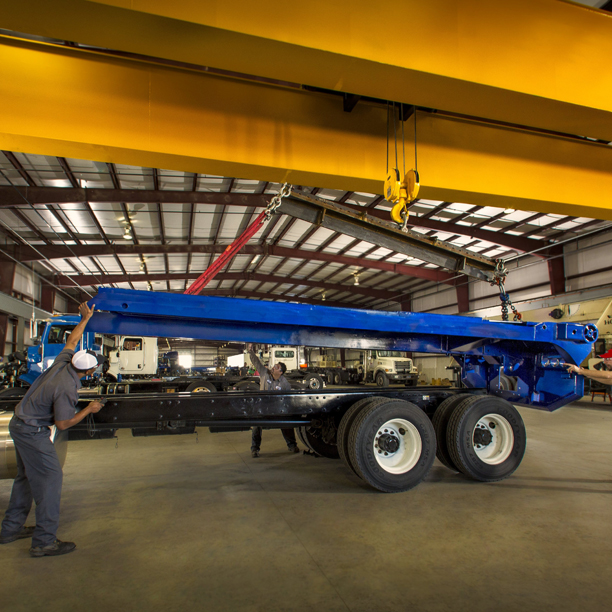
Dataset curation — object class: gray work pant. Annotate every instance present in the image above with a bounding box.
[1,416,63,547]
[251,427,297,451]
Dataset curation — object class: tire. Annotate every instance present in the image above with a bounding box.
[186,380,217,393]
[375,371,389,387]
[337,397,394,478]
[296,426,312,451]
[303,374,324,390]
[0,386,28,399]
[234,381,260,392]
[431,395,466,471]
[333,372,342,385]
[347,399,436,493]
[446,395,526,482]
[404,378,418,387]
[297,426,339,459]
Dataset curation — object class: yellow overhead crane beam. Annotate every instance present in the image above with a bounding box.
[3,0,612,141]
[1,36,612,220]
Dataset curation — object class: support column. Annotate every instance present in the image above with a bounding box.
[455,279,470,313]
[16,316,24,351]
[399,296,412,312]
[0,313,8,357]
[0,257,16,295]
[41,284,56,313]
[548,246,566,296]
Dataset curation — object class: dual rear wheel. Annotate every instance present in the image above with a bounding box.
[432,394,526,482]
[338,397,436,493]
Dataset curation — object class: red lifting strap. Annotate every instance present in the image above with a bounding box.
[184,210,268,295]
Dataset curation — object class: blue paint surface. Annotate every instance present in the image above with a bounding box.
[88,288,597,411]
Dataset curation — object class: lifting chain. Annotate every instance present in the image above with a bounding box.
[265,183,292,219]
[491,260,522,322]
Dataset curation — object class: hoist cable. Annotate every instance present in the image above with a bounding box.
[401,104,406,177]
[0,170,106,293]
[414,108,418,173]
[386,102,390,174]
[393,102,398,171]
[0,245,82,305]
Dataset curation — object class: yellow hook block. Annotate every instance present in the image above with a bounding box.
[386,169,420,225]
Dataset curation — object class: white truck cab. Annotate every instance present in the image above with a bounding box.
[362,350,418,387]
[107,336,159,379]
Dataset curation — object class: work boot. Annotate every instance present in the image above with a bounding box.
[251,450,260,458]
[0,526,35,544]
[30,540,77,558]
[289,445,300,453]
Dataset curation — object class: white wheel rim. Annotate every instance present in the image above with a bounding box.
[473,413,514,464]
[373,418,422,474]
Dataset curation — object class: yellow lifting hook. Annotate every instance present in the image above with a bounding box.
[384,168,420,227]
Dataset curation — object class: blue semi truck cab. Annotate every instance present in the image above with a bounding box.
[21,316,101,386]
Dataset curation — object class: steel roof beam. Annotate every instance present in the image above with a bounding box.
[279,191,496,282]
[28,244,454,283]
[0,186,551,256]
[53,271,401,299]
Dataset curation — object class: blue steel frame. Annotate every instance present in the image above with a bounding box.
[89,288,598,411]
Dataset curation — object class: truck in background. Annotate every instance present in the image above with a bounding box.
[256,346,418,388]
[357,350,419,387]
[0,316,260,396]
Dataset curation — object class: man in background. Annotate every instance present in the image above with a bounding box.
[247,344,299,458]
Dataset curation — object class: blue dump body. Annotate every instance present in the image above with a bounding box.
[89,288,598,411]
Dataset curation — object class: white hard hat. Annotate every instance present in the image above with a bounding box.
[72,349,105,370]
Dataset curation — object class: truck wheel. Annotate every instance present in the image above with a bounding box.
[446,395,526,482]
[375,371,389,387]
[297,426,339,459]
[303,374,324,389]
[234,381,260,391]
[431,395,466,471]
[404,378,418,387]
[347,400,436,493]
[186,381,217,393]
[337,397,394,478]
[333,372,342,385]
[0,386,27,399]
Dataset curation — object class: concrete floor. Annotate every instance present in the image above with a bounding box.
[1,397,611,612]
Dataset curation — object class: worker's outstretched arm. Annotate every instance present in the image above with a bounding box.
[247,343,266,374]
[567,364,612,382]
[64,302,95,352]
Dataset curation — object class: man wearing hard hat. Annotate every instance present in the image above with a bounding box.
[0,302,106,557]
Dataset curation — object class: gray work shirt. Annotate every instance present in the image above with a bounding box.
[249,350,291,391]
[16,348,81,427]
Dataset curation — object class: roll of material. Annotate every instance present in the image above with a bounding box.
[0,411,69,480]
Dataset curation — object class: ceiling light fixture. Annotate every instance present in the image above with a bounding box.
[353,271,360,286]
[123,232,131,240]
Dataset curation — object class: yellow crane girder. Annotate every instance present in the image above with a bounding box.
[1,36,612,219]
[3,0,612,140]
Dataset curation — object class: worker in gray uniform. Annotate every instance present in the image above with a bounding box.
[0,302,106,557]
[247,344,299,458]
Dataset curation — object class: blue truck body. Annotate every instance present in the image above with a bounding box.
[88,287,597,411]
